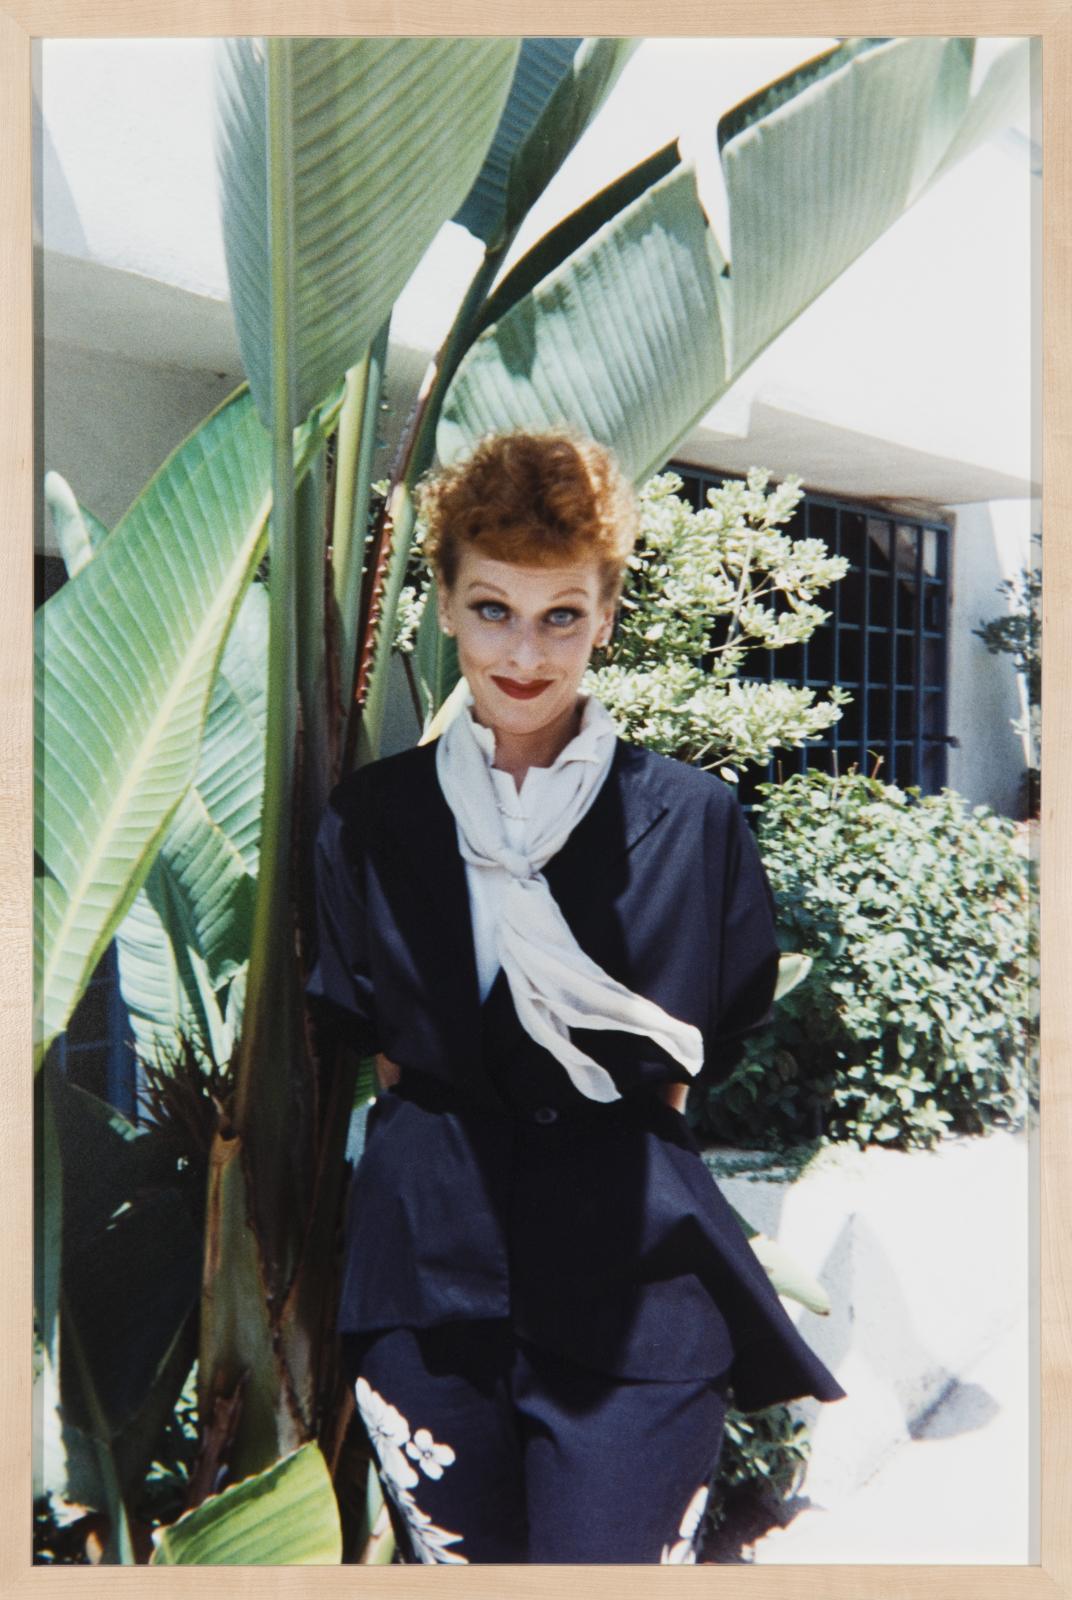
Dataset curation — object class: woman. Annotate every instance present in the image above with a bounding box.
[307,429,844,1565]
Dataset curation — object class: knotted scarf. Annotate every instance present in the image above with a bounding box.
[435,691,704,1102]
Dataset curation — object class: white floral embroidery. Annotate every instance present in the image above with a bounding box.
[406,1426,457,1479]
[660,1538,697,1564]
[679,1484,710,1541]
[660,1483,710,1564]
[394,1487,467,1564]
[354,1377,418,1491]
[353,1376,468,1564]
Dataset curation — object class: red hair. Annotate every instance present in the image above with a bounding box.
[419,428,637,603]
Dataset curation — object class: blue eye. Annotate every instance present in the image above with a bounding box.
[471,600,508,622]
[547,608,582,627]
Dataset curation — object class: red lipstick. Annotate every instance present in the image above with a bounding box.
[491,676,553,700]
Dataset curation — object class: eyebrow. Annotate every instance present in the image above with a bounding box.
[464,583,589,602]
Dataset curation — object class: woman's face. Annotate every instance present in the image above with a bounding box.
[437,548,615,744]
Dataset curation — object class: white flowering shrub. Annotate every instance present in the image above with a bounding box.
[585,469,849,778]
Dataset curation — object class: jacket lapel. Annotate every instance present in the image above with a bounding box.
[376,734,672,1056]
[542,739,670,934]
[376,741,483,1045]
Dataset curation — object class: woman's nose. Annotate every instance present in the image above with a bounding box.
[507,621,545,671]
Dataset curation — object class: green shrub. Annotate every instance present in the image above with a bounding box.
[703,1403,811,1549]
[699,770,1037,1151]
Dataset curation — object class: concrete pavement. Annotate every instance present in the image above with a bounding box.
[746,1307,1037,1565]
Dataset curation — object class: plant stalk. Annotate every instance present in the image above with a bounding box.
[342,245,506,772]
[231,38,307,1283]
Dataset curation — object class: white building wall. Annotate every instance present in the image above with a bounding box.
[36,36,1039,812]
[947,499,1038,815]
[43,335,239,532]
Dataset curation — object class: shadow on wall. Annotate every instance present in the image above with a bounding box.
[43,340,242,534]
[34,88,89,257]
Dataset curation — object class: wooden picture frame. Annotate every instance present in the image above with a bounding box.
[3,3,1067,1595]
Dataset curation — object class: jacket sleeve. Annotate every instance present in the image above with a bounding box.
[701,791,781,1088]
[305,780,380,1059]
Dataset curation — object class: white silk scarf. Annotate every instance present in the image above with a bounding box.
[435,691,704,1103]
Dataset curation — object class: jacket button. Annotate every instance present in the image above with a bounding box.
[532,1106,559,1125]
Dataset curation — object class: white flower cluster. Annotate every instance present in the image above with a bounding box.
[354,1376,467,1565]
[589,468,850,776]
[586,661,849,778]
[392,584,427,656]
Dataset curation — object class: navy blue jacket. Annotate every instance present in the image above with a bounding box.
[307,735,845,1412]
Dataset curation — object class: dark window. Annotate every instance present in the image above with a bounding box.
[47,942,137,1117]
[35,552,67,609]
[668,468,952,805]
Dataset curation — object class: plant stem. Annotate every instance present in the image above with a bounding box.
[342,245,507,771]
[232,39,307,1281]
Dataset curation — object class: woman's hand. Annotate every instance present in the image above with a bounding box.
[660,1080,689,1115]
[375,1052,402,1092]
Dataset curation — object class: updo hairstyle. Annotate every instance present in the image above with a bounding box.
[418,428,638,605]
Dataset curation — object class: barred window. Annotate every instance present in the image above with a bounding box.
[669,468,952,807]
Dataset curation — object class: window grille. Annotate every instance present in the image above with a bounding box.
[668,467,952,806]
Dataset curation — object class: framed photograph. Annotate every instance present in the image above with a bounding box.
[4,3,1067,1595]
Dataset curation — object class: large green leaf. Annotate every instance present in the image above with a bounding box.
[193,579,269,875]
[151,1443,341,1565]
[929,37,1029,187]
[114,873,218,1068]
[748,1234,832,1319]
[35,391,337,1066]
[439,160,729,483]
[122,579,269,1053]
[43,482,269,1060]
[472,139,683,344]
[730,1200,831,1317]
[454,38,579,242]
[34,390,271,1063]
[150,791,255,990]
[438,36,1028,481]
[720,36,979,375]
[44,471,108,578]
[215,36,521,431]
[453,38,636,247]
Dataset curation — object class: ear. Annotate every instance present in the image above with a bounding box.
[594,600,616,649]
[436,580,455,636]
